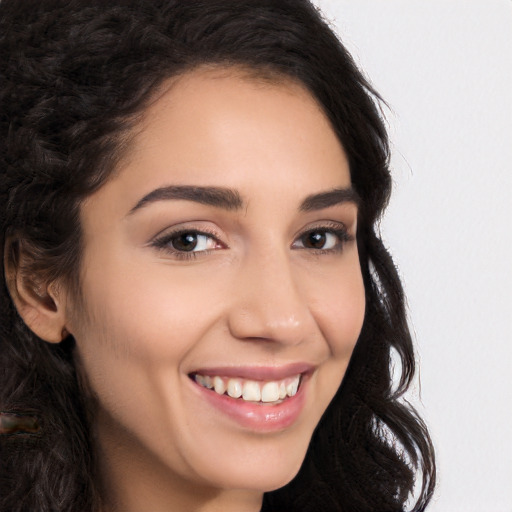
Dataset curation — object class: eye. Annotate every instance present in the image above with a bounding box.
[292,225,352,253]
[300,231,337,250]
[169,232,216,252]
[151,229,223,258]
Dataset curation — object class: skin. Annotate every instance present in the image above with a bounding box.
[17,69,366,512]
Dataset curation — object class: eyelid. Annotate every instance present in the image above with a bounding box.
[291,220,355,252]
[149,224,226,260]
[293,220,353,239]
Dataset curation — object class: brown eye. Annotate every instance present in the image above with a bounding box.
[150,226,224,260]
[152,230,220,255]
[171,233,199,252]
[292,226,351,252]
[302,231,327,249]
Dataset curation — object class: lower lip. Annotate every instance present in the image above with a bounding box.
[189,375,308,432]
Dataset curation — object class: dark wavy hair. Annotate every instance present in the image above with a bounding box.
[0,1,436,511]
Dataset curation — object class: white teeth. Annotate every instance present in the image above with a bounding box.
[213,376,226,395]
[242,380,261,402]
[227,379,243,399]
[286,376,300,397]
[261,381,280,402]
[279,381,287,399]
[195,374,213,389]
[194,373,302,402]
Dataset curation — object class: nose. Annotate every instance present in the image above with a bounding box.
[227,247,315,346]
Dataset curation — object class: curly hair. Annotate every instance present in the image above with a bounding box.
[0,1,435,511]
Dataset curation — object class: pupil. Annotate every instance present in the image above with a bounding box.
[173,233,197,251]
[306,231,326,249]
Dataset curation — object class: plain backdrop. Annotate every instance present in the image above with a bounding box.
[311,1,512,511]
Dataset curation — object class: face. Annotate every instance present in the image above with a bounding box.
[66,69,365,507]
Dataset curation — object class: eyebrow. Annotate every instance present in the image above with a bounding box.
[128,185,244,215]
[299,187,360,211]
[127,184,358,215]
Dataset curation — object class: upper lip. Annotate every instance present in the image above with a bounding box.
[190,362,315,381]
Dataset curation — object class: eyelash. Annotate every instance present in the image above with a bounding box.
[292,225,354,255]
[151,227,221,261]
[150,223,354,261]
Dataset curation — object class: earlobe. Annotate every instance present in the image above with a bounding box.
[4,245,69,344]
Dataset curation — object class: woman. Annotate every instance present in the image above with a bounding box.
[0,1,435,511]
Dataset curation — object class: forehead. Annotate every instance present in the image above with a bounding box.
[130,68,347,176]
[82,68,351,221]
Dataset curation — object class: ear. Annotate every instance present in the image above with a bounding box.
[4,243,69,344]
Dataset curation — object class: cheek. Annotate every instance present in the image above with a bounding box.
[69,263,212,439]
[74,257,214,364]
[309,260,366,359]
[298,257,365,431]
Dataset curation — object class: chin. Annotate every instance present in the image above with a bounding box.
[197,447,306,493]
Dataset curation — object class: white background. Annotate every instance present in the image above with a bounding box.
[312,1,512,511]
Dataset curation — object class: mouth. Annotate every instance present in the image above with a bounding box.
[187,364,313,431]
[189,372,302,405]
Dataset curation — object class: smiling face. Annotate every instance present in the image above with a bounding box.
[66,69,366,511]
